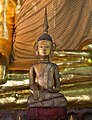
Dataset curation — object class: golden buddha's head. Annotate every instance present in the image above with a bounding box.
[34,33,56,57]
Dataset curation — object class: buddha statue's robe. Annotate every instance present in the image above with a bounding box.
[27,60,67,107]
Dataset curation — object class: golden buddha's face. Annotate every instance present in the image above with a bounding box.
[38,40,52,56]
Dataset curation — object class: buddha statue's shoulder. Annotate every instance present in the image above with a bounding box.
[29,61,58,69]
[29,62,45,68]
[29,62,39,68]
[49,62,58,68]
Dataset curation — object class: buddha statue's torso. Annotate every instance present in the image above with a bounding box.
[32,61,57,89]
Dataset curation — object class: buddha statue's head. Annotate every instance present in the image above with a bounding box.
[34,7,56,57]
[34,33,56,57]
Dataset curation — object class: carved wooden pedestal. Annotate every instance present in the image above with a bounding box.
[0,108,92,120]
[28,108,67,120]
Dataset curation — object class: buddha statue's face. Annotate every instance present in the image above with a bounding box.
[38,40,52,56]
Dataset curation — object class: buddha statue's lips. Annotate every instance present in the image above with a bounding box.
[43,51,47,54]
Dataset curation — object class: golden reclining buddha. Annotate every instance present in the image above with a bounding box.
[0,0,92,109]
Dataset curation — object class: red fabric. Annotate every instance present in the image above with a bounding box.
[28,108,67,120]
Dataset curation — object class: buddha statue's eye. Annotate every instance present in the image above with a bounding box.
[46,46,49,48]
[40,45,43,48]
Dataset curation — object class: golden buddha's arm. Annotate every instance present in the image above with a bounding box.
[0,0,15,83]
[0,0,15,59]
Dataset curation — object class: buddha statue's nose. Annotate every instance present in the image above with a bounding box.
[44,46,47,51]
[44,48,46,51]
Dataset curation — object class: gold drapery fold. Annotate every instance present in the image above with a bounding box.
[13,0,91,61]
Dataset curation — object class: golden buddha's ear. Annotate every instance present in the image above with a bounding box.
[51,42,56,51]
[34,42,38,51]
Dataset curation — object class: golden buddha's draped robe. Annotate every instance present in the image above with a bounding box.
[13,0,91,61]
[0,0,15,83]
[0,0,15,61]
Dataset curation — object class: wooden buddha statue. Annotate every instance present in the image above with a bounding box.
[27,32,67,107]
[27,8,67,108]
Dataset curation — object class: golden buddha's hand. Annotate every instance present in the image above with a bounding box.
[33,90,40,100]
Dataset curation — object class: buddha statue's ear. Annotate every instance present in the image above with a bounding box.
[51,42,56,51]
[34,42,38,51]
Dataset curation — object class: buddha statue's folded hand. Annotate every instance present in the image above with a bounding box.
[48,87,60,93]
[33,90,40,100]
[33,90,47,101]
